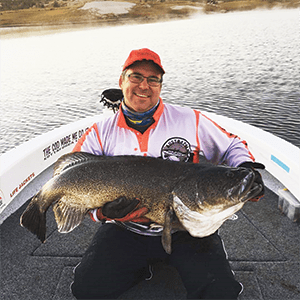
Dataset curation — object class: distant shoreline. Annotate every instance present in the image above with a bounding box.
[1,0,299,38]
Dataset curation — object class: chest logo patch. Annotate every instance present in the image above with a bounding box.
[161,137,191,162]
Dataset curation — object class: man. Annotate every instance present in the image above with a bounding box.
[71,48,264,299]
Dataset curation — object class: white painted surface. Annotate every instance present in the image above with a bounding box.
[1,110,299,223]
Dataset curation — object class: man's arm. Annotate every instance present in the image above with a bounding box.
[89,197,150,223]
[197,112,265,201]
[198,113,255,167]
[73,123,104,155]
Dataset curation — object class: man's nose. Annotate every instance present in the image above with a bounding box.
[139,78,150,88]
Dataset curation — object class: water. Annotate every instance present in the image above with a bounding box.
[1,8,299,154]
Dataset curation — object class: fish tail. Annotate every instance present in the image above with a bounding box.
[20,196,46,243]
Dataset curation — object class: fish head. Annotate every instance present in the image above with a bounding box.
[196,165,262,205]
[182,165,262,207]
[172,165,263,237]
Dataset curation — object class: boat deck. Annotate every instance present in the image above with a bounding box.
[1,185,300,299]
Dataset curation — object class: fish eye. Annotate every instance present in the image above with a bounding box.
[225,170,235,178]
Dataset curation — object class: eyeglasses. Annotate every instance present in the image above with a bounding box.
[126,73,162,87]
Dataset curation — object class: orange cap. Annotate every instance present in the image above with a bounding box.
[122,48,165,74]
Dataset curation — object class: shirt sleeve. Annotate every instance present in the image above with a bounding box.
[72,123,103,155]
[198,113,254,167]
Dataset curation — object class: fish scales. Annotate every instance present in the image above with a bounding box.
[20,152,262,254]
[52,155,182,215]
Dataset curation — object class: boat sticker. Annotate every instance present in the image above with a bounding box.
[271,155,290,173]
[43,127,89,160]
[161,137,191,162]
[10,172,35,198]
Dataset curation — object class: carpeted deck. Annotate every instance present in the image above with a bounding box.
[1,187,299,299]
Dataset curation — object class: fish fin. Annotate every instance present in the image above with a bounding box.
[20,195,46,243]
[161,207,174,254]
[53,152,99,177]
[53,198,89,233]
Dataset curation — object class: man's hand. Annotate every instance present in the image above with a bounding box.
[238,162,265,202]
[89,196,150,223]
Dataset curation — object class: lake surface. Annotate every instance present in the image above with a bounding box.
[1,8,299,154]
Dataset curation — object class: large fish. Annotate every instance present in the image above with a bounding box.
[20,152,262,253]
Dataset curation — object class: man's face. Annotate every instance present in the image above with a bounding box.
[119,61,162,113]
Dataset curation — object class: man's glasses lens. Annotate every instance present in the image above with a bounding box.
[127,74,162,87]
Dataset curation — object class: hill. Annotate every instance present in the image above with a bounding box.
[0,0,299,36]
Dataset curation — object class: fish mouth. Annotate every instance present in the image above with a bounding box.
[172,194,244,237]
[229,169,263,202]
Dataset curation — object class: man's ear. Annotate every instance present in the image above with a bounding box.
[119,75,123,88]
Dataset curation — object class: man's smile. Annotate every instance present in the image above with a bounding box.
[134,93,150,98]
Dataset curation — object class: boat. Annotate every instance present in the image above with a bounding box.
[1,92,299,299]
